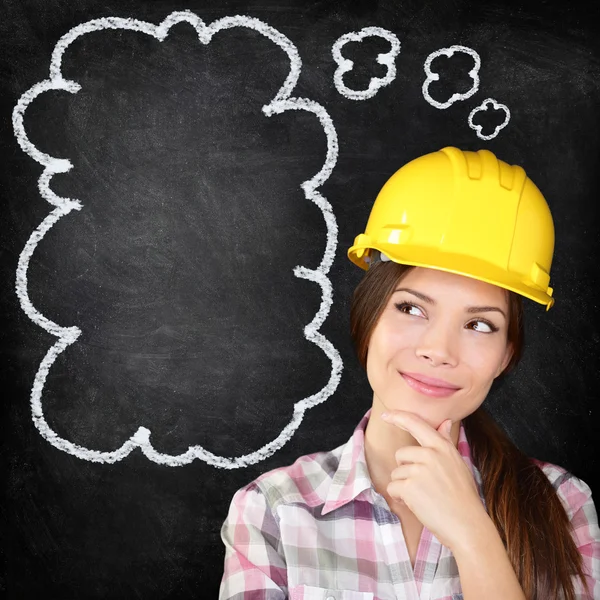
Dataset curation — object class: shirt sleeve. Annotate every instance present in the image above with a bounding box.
[558,473,600,599]
[219,483,288,600]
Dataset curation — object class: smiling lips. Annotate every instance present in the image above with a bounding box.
[400,371,461,398]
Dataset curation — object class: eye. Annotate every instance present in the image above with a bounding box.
[467,319,499,334]
[394,302,424,317]
[395,302,499,334]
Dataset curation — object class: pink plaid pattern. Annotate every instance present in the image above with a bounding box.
[220,410,599,599]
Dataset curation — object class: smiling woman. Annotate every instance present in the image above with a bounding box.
[364,268,513,421]
[219,148,599,600]
[351,260,593,600]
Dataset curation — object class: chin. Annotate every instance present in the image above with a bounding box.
[380,394,449,418]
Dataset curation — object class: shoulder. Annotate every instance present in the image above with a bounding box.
[531,457,595,519]
[233,444,345,514]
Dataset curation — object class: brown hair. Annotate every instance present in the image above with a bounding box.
[350,260,591,600]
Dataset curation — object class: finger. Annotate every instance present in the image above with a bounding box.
[381,411,446,448]
[386,479,410,503]
[390,463,418,480]
[394,445,433,466]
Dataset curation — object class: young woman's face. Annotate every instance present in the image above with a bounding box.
[366,266,513,425]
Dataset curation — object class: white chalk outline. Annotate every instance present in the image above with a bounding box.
[468,97,511,140]
[332,27,401,100]
[12,10,342,469]
[422,45,481,109]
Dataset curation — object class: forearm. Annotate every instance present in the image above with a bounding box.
[451,511,526,600]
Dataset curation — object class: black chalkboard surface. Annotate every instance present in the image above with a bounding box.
[2,0,599,597]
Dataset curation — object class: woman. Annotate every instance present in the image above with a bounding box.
[219,147,599,599]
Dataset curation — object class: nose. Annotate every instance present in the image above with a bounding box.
[415,320,458,367]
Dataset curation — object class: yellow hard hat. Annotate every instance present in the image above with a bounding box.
[348,146,555,310]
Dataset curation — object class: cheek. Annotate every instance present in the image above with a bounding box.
[366,332,386,386]
[367,323,405,364]
[462,338,507,381]
[366,325,408,388]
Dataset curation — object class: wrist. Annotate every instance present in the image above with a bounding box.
[450,508,498,560]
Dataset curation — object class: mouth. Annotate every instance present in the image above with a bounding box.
[399,372,461,398]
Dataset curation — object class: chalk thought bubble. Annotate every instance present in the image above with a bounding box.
[422,45,481,109]
[12,11,342,469]
[468,97,511,140]
[332,26,401,100]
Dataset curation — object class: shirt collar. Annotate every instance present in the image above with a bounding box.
[321,409,485,516]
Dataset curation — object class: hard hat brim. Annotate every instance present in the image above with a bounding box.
[348,244,555,311]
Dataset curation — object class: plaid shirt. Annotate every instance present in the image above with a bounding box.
[220,410,599,599]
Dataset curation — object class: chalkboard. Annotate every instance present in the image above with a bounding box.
[2,0,599,597]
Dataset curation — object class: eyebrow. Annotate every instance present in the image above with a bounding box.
[394,287,507,319]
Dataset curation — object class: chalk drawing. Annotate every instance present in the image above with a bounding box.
[468,97,511,140]
[12,10,342,469]
[422,45,481,109]
[332,27,401,100]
